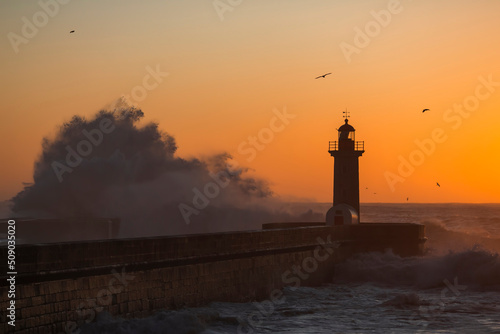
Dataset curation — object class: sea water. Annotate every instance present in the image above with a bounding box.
[76,204,500,333]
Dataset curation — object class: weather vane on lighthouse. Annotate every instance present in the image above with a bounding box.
[343,109,350,120]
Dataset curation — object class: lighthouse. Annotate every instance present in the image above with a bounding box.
[326,116,364,225]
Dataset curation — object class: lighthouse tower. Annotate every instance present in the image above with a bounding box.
[326,116,364,225]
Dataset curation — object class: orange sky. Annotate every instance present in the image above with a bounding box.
[1,0,499,203]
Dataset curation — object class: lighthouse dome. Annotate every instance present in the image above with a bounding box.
[338,119,355,132]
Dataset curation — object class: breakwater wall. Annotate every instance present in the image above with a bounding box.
[0,223,425,333]
[0,218,120,244]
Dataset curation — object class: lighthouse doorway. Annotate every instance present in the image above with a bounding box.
[326,204,359,226]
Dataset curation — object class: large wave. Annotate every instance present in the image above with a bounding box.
[9,102,322,238]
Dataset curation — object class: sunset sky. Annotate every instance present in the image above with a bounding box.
[1,0,499,204]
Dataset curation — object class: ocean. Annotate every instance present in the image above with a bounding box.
[77,203,500,334]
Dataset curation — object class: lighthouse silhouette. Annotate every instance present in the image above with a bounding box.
[326,115,364,225]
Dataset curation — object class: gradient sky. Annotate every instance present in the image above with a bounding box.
[1,0,499,203]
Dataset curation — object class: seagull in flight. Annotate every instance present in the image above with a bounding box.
[315,73,332,79]
[436,182,440,187]
[70,30,75,33]
[422,108,430,113]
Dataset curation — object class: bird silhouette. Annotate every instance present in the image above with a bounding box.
[436,182,440,187]
[407,197,409,201]
[70,30,75,33]
[315,73,331,79]
[422,108,430,113]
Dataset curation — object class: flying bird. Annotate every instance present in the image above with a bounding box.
[422,109,430,113]
[315,73,332,79]
[69,30,75,33]
[436,182,440,187]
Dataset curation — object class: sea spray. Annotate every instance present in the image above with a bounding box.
[9,103,322,239]
[334,247,500,290]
